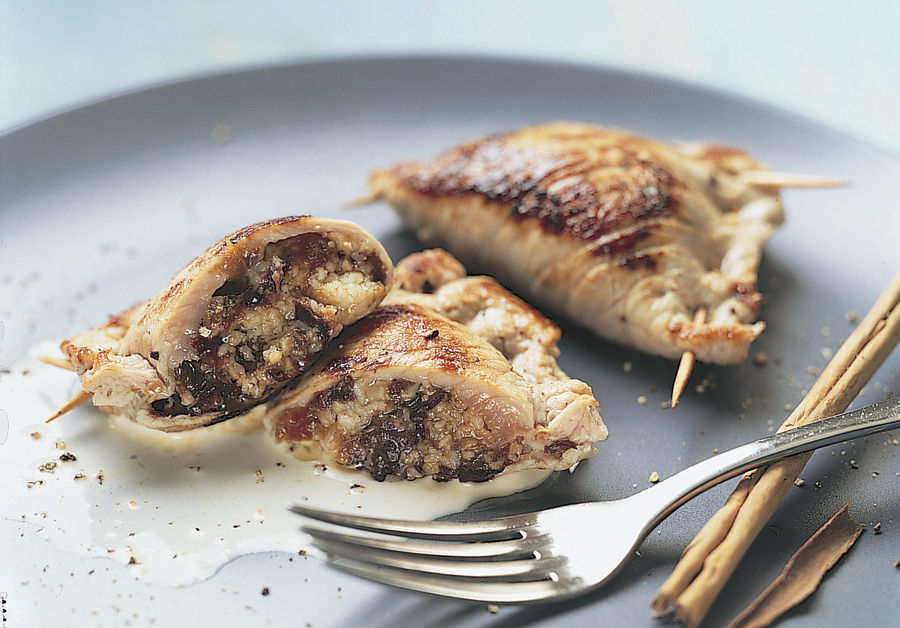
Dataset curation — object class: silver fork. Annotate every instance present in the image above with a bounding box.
[291,396,900,604]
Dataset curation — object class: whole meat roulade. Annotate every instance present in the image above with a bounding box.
[369,122,787,364]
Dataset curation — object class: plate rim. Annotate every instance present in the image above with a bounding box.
[2,52,898,165]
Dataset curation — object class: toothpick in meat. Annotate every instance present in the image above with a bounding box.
[45,389,92,423]
[671,309,706,408]
[740,170,846,189]
[38,355,75,371]
[343,190,380,209]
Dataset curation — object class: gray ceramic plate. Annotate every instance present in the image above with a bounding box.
[1,56,898,627]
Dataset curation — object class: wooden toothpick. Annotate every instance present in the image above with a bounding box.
[671,308,707,408]
[741,170,846,189]
[45,389,92,423]
[38,355,75,370]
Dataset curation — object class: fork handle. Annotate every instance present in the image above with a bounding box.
[637,396,900,528]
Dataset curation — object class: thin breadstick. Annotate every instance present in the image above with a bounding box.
[671,308,706,408]
[38,355,75,371]
[45,389,91,423]
[740,170,846,189]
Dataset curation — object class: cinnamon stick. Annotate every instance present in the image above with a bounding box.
[651,272,900,626]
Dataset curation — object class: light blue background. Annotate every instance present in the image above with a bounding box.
[3,1,899,156]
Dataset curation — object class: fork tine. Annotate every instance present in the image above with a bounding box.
[303,525,551,559]
[307,530,565,579]
[327,556,576,604]
[290,504,535,540]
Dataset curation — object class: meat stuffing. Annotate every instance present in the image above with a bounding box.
[61,216,393,431]
[268,250,607,481]
[369,122,787,364]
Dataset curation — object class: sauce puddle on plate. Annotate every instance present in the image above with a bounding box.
[1,340,550,586]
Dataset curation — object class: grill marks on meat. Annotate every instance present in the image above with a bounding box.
[62,217,393,432]
[268,250,608,482]
[398,131,679,245]
[369,122,786,364]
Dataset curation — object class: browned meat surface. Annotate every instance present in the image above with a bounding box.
[369,122,786,364]
[62,216,393,431]
[268,250,607,482]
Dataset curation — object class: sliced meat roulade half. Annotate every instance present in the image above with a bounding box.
[61,216,393,431]
[268,250,607,482]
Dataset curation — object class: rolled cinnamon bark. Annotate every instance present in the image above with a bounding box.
[728,501,864,628]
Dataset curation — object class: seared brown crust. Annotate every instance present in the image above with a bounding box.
[392,127,679,245]
[370,122,785,364]
[320,304,480,379]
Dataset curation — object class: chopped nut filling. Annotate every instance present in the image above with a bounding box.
[152,233,385,418]
[275,379,522,482]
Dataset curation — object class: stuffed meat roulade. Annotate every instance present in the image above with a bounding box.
[61,216,393,431]
[268,250,607,481]
[369,122,789,364]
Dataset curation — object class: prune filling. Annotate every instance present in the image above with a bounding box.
[152,233,370,418]
[349,387,448,481]
[333,381,516,482]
